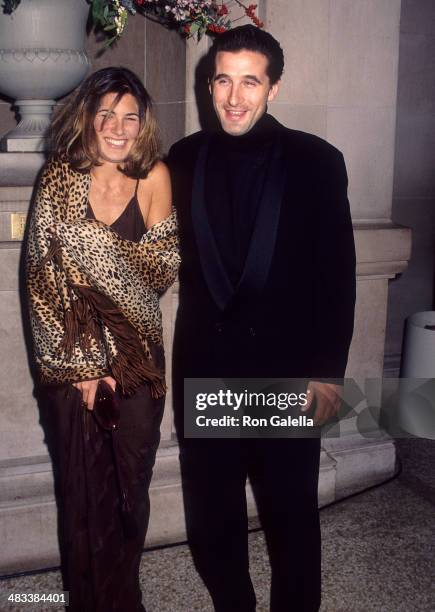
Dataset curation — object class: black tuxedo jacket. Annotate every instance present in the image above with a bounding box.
[167,115,356,384]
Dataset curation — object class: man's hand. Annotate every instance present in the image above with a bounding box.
[301,381,343,426]
[73,376,116,411]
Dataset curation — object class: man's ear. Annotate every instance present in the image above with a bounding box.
[268,80,281,102]
[208,78,213,95]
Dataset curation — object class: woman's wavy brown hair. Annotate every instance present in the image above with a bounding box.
[49,67,160,178]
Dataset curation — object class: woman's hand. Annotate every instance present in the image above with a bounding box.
[73,376,117,410]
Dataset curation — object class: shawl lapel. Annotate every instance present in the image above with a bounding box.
[236,136,286,300]
[191,134,286,311]
[191,138,234,311]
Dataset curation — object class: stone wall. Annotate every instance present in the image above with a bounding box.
[385,0,435,374]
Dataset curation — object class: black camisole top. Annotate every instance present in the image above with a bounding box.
[86,179,146,243]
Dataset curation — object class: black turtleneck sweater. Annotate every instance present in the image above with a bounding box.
[205,113,280,287]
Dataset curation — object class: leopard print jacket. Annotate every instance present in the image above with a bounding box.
[26,156,180,396]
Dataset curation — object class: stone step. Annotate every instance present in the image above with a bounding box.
[0,438,396,575]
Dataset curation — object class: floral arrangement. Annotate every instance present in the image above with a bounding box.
[2,1,263,45]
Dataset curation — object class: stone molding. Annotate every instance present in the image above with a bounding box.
[0,48,89,64]
[0,154,45,187]
[354,222,412,279]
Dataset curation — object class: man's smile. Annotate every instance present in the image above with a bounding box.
[224,109,249,120]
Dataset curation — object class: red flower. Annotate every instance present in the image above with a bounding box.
[244,3,263,28]
[217,4,228,16]
[246,4,258,17]
[252,17,264,28]
[208,24,227,34]
[183,24,191,34]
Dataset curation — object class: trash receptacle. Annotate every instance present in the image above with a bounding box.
[398,311,435,439]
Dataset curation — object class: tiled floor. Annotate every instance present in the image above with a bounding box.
[1,439,434,612]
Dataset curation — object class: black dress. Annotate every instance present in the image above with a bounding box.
[42,188,164,612]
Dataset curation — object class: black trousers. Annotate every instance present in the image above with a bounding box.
[179,437,321,612]
[41,379,164,612]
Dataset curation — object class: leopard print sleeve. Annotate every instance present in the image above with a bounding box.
[26,157,108,386]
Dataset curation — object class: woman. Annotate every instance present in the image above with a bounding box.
[26,67,179,611]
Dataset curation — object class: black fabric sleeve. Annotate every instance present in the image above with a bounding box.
[311,150,356,379]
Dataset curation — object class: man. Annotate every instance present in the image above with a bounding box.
[167,25,355,612]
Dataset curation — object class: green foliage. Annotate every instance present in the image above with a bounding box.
[2,0,20,14]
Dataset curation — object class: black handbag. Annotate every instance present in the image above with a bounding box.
[92,378,120,431]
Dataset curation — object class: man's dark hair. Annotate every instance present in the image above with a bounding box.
[209,25,284,85]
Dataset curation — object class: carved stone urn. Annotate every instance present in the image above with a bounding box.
[0,0,90,152]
